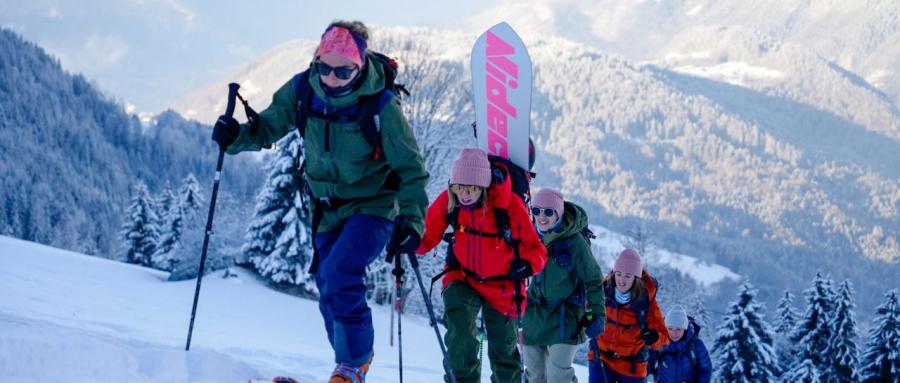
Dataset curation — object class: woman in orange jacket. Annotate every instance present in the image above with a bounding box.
[416,147,547,383]
[588,249,668,382]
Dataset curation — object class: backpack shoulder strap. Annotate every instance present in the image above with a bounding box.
[492,207,510,235]
[447,206,461,232]
[356,90,395,160]
[293,70,313,138]
[686,337,698,366]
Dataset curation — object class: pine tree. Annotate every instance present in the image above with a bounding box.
[781,358,822,383]
[712,281,779,382]
[859,289,900,383]
[154,185,176,229]
[775,290,800,335]
[151,174,206,272]
[688,293,713,345]
[243,132,316,293]
[688,294,711,328]
[152,202,184,271]
[774,290,800,375]
[179,173,203,222]
[822,280,860,382]
[791,273,837,374]
[120,181,159,266]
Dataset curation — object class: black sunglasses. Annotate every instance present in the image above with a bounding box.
[315,61,358,80]
[531,207,556,217]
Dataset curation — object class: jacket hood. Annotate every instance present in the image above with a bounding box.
[542,201,588,245]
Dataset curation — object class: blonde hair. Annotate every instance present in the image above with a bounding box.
[447,184,486,213]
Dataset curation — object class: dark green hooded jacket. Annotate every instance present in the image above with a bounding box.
[523,201,605,345]
[225,56,429,234]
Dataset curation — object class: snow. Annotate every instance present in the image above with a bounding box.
[0,236,589,382]
[588,225,740,287]
[671,62,785,87]
[686,4,704,16]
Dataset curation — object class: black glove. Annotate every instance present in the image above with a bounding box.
[585,316,605,338]
[212,115,240,149]
[640,328,659,345]
[507,258,533,280]
[385,217,421,258]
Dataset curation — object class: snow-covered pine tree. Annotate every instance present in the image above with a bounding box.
[178,173,203,222]
[243,131,315,294]
[152,202,184,272]
[712,281,779,382]
[791,273,837,374]
[774,290,800,375]
[688,293,714,345]
[120,181,159,266]
[823,280,860,383]
[151,174,207,272]
[859,289,900,383]
[775,290,800,335]
[781,358,822,383]
[154,185,176,229]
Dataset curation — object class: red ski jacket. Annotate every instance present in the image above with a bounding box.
[416,181,546,317]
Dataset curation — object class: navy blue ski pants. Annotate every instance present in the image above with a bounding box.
[314,213,394,367]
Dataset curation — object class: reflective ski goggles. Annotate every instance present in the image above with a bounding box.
[531,207,556,217]
[315,61,358,80]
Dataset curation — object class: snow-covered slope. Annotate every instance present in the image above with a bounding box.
[588,225,739,288]
[0,236,588,382]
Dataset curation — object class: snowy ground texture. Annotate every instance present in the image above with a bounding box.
[0,236,589,382]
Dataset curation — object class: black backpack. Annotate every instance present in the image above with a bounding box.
[293,51,409,161]
[487,154,534,204]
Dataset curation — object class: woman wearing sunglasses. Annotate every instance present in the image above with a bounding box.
[523,188,606,383]
[211,20,429,383]
[416,147,547,383]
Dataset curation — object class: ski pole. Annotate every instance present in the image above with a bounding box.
[185,83,239,351]
[515,278,526,383]
[408,252,458,383]
[388,251,405,383]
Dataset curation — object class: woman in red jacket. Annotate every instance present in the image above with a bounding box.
[416,148,547,383]
[588,249,668,382]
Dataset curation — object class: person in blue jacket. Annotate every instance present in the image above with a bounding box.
[649,306,712,383]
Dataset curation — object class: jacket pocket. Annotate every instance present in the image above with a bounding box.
[333,124,372,183]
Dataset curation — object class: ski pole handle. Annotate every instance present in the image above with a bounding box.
[224,83,240,121]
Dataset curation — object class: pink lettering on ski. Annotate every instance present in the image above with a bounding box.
[484,31,519,158]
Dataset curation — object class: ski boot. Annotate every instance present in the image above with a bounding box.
[328,354,372,383]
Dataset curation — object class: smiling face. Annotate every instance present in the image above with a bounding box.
[614,271,636,293]
[532,207,559,231]
[317,52,359,89]
[451,184,483,206]
[667,326,685,342]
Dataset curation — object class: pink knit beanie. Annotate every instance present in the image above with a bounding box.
[450,148,492,187]
[614,248,643,276]
[532,188,565,217]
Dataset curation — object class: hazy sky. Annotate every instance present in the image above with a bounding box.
[0,0,497,113]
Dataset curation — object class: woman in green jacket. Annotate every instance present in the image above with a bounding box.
[524,188,606,383]
[211,20,428,383]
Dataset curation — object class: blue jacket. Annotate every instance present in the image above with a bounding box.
[649,318,712,383]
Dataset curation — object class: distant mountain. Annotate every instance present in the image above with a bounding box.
[172,26,899,313]
[0,28,264,258]
[471,0,900,105]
